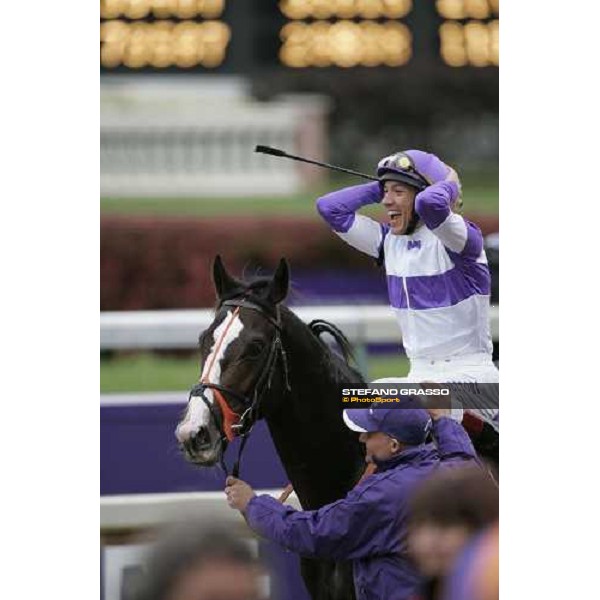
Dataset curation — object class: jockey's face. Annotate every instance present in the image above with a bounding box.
[382,181,418,235]
[359,431,402,463]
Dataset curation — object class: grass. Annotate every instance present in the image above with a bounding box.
[100,172,498,218]
[100,352,411,393]
[367,354,411,380]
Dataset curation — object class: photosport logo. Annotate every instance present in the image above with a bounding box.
[340,384,450,405]
[337,383,499,411]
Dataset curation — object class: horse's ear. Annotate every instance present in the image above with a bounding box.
[212,255,240,299]
[268,258,290,305]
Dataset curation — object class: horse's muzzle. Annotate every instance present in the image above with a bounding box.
[180,427,223,466]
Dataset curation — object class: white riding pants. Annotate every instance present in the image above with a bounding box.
[373,353,499,431]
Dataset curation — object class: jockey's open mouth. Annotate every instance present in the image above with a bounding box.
[387,207,414,235]
[388,211,403,226]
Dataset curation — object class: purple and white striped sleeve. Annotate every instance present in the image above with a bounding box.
[316,182,386,259]
[415,181,483,259]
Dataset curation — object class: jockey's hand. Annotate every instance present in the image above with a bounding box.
[225,476,256,513]
[444,166,460,187]
[444,166,463,208]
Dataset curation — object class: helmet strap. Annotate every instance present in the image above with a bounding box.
[404,206,420,235]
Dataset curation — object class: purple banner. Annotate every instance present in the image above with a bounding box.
[101,397,289,495]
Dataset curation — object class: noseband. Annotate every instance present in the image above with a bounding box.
[188,296,291,477]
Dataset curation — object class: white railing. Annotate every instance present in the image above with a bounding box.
[100,304,499,350]
[100,490,281,599]
[101,490,300,530]
[101,77,329,197]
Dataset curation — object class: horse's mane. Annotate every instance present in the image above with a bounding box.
[309,318,366,385]
[307,319,355,364]
[279,306,366,385]
[215,273,366,385]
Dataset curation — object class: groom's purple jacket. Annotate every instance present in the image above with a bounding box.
[245,418,478,600]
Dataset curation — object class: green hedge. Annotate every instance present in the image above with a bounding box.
[101,214,498,310]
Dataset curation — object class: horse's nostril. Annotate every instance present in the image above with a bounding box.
[191,427,211,452]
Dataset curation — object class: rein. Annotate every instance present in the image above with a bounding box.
[190,297,291,478]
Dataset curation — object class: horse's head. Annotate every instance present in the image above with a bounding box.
[175,255,290,467]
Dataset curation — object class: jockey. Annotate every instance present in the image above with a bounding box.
[315,150,499,433]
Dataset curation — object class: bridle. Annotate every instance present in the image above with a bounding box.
[188,295,291,477]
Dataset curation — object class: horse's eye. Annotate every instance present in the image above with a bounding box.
[246,340,264,357]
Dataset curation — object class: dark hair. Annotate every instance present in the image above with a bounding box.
[409,466,498,532]
[136,522,258,600]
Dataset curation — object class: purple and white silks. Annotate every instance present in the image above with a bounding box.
[315,177,494,361]
[316,181,382,234]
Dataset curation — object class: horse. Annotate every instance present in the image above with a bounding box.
[175,255,367,600]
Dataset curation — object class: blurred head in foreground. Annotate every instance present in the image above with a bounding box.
[136,522,265,600]
[443,523,499,600]
[407,466,498,582]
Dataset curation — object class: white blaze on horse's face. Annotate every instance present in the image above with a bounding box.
[175,310,244,444]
